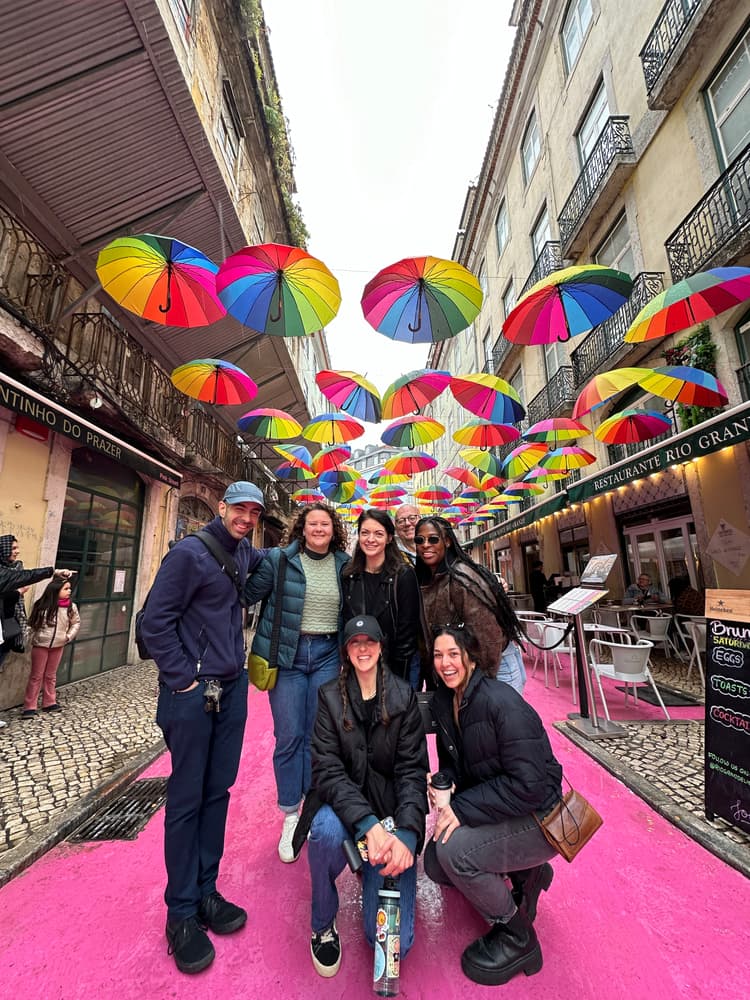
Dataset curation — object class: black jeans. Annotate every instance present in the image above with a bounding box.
[156,671,248,919]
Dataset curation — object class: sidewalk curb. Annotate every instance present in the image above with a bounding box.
[0,740,165,890]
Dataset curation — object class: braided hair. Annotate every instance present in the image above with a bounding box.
[414,516,523,645]
[338,639,390,732]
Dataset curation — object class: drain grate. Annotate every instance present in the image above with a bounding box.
[68,777,167,842]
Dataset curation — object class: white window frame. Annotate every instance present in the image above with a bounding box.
[521,113,541,184]
[502,280,517,320]
[217,80,243,173]
[595,213,634,275]
[577,81,609,165]
[561,0,593,74]
[478,260,488,298]
[531,206,551,260]
[168,0,192,40]
[707,27,750,167]
[495,200,509,256]
[509,365,524,406]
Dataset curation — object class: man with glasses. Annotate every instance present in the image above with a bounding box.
[394,504,420,565]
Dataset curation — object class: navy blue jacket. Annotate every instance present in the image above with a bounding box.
[141,517,264,691]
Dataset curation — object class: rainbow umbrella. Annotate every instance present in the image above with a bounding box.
[96,233,225,327]
[453,419,520,449]
[539,447,597,472]
[320,465,361,484]
[217,243,341,337]
[459,448,505,480]
[315,370,382,423]
[453,494,481,508]
[524,466,568,483]
[522,417,590,445]
[302,412,365,444]
[638,366,728,407]
[380,415,445,449]
[370,485,408,500]
[572,367,653,419]
[450,373,525,423]
[479,473,505,491]
[368,468,410,485]
[272,444,312,469]
[275,462,316,481]
[503,265,633,345]
[477,501,508,514]
[503,483,546,496]
[170,359,257,405]
[502,443,549,478]
[369,496,402,510]
[319,479,366,503]
[594,408,672,444]
[444,466,482,489]
[361,256,482,344]
[442,506,464,524]
[494,493,524,504]
[414,485,453,504]
[625,267,750,342]
[311,444,352,474]
[291,489,326,504]
[383,450,438,475]
[237,407,302,439]
[381,369,452,418]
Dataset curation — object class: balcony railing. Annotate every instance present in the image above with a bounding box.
[607,428,671,465]
[482,338,514,375]
[639,0,702,93]
[558,118,635,250]
[525,366,576,425]
[570,272,665,387]
[738,362,750,403]
[520,242,563,299]
[665,142,750,281]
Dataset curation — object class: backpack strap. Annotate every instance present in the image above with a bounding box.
[194,529,245,603]
[268,552,288,667]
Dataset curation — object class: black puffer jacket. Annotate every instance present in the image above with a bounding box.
[0,565,53,597]
[342,565,421,681]
[311,668,429,852]
[432,669,562,827]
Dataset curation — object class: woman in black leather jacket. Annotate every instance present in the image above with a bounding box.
[304,615,428,980]
[342,508,422,687]
[424,624,562,988]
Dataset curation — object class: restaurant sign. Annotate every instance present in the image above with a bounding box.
[0,373,182,488]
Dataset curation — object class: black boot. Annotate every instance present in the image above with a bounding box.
[461,908,542,986]
[165,916,215,974]
[510,862,554,921]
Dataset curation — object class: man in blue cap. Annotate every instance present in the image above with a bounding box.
[142,481,266,974]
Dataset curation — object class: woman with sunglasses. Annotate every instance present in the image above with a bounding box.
[341,508,422,688]
[413,516,527,693]
[425,624,561,986]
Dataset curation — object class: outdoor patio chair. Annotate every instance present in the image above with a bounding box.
[683,619,706,687]
[588,638,670,721]
[592,607,625,629]
[673,614,703,663]
[630,613,681,659]
[522,618,557,688]
[515,611,548,621]
[541,620,577,705]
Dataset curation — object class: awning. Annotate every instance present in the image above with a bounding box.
[0,371,181,487]
[465,493,568,547]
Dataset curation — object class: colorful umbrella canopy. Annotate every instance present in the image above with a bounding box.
[319,479,366,503]
[625,267,750,342]
[502,264,633,345]
[594,408,673,444]
[315,370,382,423]
[479,473,505,491]
[237,407,302,439]
[301,412,365,444]
[450,373,525,423]
[272,444,312,469]
[275,462,316,481]
[638,366,728,407]
[319,465,361,484]
[383,450,439,475]
[381,369,452,418]
[96,233,225,327]
[361,256,483,344]
[452,494,481,508]
[444,466,482,489]
[452,419,520,449]
[522,417,590,445]
[539,447,597,472]
[368,468,410,485]
[502,442,549,478]
[459,448,505,480]
[502,483,546,496]
[311,444,352,474]
[170,359,257,405]
[291,489,326,504]
[414,485,453,504]
[524,466,568,483]
[572,367,653,419]
[380,415,445,449]
[216,243,341,337]
[441,506,465,523]
[370,485,408,500]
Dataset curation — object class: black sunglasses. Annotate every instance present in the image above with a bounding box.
[415,534,441,546]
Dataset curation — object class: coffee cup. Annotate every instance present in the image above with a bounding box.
[430,771,452,809]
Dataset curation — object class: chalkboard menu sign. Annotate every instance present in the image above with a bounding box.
[704,590,750,833]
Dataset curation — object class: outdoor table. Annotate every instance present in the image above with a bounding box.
[598,603,673,631]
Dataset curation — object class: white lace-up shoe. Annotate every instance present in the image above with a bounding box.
[278,812,299,863]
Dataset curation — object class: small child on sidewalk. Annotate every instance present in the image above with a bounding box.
[22,574,81,717]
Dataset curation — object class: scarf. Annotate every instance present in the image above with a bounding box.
[58,598,71,607]
[0,534,29,645]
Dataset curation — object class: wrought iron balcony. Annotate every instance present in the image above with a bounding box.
[482,338,514,375]
[639,0,702,95]
[570,272,665,387]
[665,142,750,281]
[525,366,576,425]
[520,242,563,299]
[738,362,750,403]
[607,429,671,465]
[557,118,636,253]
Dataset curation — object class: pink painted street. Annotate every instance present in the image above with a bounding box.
[3,661,749,1000]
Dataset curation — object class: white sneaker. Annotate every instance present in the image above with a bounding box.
[278,813,299,863]
[0,720,6,728]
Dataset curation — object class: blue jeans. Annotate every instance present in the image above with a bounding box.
[156,671,248,919]
[497,641,527,695]
[268,634,339,810]
[308,805,417,957]
[408,651,421,690]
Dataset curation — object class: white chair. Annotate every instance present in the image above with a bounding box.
[683,619,706,686]
[673,614,703,663]
[542,620,577,705]
[588,638,670,721]
[516,611,548,622]
[522,619,557,689]
[592,607,625,629]
[511,594,535,612]
[630,614,681,659]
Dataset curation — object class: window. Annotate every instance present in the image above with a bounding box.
[596,214,634,275]
[168,0,192,39]
[478,260,488,298]
[509,366,524,406]
[544,339,566,379]
[521,113,541,183]
[561,0,593,73]
[483,327,493,367]
[495,200,509,255]
[502,281,517,320]
[531,207,551,260]
[577,81,609,165]
[707,28,750,166]
[217,81,243,171]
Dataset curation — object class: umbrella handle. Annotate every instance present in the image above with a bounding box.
[408,279,424,333]
[158,261,173,314]
[269,270,284,323]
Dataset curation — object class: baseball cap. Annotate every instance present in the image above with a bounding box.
[222,481,265,508]
[343,615,384,645]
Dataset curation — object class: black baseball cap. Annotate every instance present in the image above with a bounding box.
[343,615,384,645]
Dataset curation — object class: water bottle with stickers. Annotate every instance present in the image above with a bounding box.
[373,876,400,997]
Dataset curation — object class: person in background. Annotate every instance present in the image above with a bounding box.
[141,481,266,975]
[529,560,548,614]
[624,573,667,605]
[668,575,705,617]
[23,573,80,716]
[393,504,420,565]
[305,615,428,978]
[425,624,561,987]
[245,502,349,865]
[414,516,527,694]
[342,508,422,688]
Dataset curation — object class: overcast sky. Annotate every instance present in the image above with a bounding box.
[262,0,515,444]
